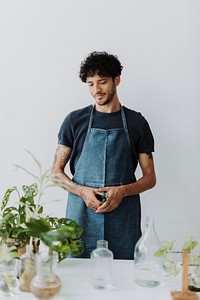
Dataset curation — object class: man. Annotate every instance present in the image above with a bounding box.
[51,51,156,259]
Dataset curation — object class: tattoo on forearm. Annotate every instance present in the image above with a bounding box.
[61,151,70,163]
[52,153,58,169]
[52,174,79,193]
[53,145,70,166]
[51,145,79,194]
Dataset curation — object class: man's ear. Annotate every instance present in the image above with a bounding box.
[114,76,121,86]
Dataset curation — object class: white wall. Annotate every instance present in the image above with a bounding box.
[0,0,199,250]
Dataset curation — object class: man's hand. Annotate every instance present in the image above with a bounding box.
[94,186,124,213]
[80,186,103,211]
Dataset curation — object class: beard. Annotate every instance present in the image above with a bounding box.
[94,86,116,106]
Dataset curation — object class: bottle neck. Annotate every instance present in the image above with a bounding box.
[97,240,108,249]
[143,217,160,241]
[145,216,156,230]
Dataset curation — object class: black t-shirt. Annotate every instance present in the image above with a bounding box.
[58,105,155,175]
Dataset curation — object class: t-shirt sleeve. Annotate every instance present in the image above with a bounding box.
[136,117,155,153]
[58,113,73,148]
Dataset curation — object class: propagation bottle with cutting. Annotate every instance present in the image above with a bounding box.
[19,244,36,292]
[90,240,113,289]
[134,216,164,287]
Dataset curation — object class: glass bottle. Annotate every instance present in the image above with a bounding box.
[30,251,62,299]
[0,258,20,296]
[19,244,36,292]
[134,216,164,287]
[90,240,113,289]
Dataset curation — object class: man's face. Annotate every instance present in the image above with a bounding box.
[86,74,120,106]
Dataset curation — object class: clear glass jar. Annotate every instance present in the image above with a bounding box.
[134,216,164,287]
[19,245,36,292]
[189,254,200,292]
[0,258,20,296]
[30,251,62,299]
[90,240,113,289]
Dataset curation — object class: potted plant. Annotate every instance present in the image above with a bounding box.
[0,150,84,294]
[0,150,84,258]
[0,183,42,254]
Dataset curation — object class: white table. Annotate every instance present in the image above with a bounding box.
[1,258,200,300]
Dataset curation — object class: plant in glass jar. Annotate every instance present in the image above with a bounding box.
[0,242,19,296]
[26,216,84,262]
[154,236,198,287]
[25,217,84,298]
[17,214,84,293]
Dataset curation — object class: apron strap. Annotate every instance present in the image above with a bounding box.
[87,105,131,150]
[87,105,94,131]
[121,106,131,150]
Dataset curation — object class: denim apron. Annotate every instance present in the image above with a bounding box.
[66,106,141,259]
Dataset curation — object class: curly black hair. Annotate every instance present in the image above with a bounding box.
[79,51,123,82]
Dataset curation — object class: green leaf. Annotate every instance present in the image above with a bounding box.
[1,187,18,211]
[2,208,18,218]
[154,249,165,257]
[70,240,84,257]
[11,226,29,242]
[182,236,198,251]
[0,244,18,262]
[26,218,51,237]
[154,241,174,257]
[41,231,65,247]
[37,206,43,214]
[22,184,38,198]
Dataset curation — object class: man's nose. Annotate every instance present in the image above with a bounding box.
[93,83,102,94]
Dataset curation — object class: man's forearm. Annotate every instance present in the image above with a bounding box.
[118,153,156,198]
[118,175,156,198]
[51,170,84,197]
[51,145,85,196]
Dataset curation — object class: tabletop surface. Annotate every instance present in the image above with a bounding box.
[1,258,200,300]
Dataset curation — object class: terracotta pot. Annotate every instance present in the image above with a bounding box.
[6,238,40,257]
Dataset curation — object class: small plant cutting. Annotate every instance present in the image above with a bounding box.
[155,237,199,300]
[154,237,198,277]
[26,216,84,261]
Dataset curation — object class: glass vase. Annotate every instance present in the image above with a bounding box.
[30,251,62,299]
[134,216,164,287]
[0,258,19,296]
[189,254,200,292]
[90,240,113,289]
[19,245,36,292]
